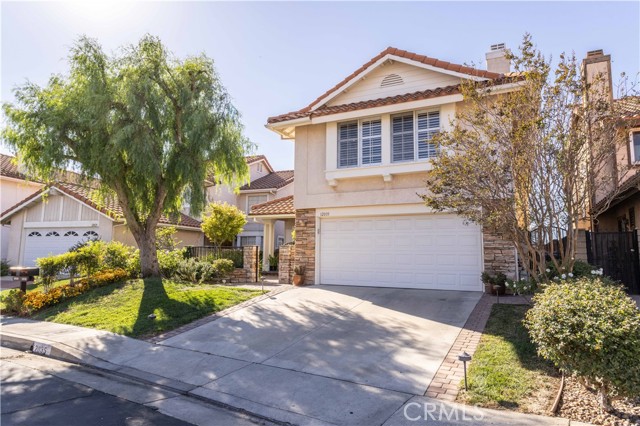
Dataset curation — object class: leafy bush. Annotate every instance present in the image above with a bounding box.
[524,278,640,411]
[3,269,129,316]
[158,248,186,278]
[173,258,235,283]
[0,289,26,314]
[201,202,247,247]
[1,259,10,276]
[212,259,234,277]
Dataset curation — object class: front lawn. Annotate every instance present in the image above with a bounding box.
[32,278,263,338]
[457,304,560,414]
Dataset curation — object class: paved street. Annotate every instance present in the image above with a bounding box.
[0,347,274,426]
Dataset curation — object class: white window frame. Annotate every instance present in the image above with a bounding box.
[247,195,269,212]
[240,236,257,246]
[257,163,263,172]
[630,129,640,165]
[391,108,440,163]
[337,116,382,169]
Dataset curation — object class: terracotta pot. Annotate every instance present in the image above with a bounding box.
[292,274,305,286]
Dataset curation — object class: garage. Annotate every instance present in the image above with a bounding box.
[318,214,483,291]
[22,228,98,266]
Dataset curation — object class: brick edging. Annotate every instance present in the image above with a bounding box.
[145,285,292,343]
[425,294,530,401]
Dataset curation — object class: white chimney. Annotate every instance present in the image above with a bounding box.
[486,43,510,74]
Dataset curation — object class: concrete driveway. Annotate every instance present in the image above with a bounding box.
[160,286,480,398]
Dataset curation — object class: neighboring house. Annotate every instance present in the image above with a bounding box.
[1,154,44,262]
[1,181,203,267]
[196,155,295,256]
[581,50,640,232]
[266,45,518,290]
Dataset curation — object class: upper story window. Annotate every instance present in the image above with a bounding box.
[257,163,263,172]
[392,110,440,162]
[338,119,382,168]
[631,130,640,164]
[247,195,268,212]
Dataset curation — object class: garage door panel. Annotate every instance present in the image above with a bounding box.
[23,228,95,266]
[320,214,482,291]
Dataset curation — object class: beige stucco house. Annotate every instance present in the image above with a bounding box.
[193,155,294,270]
[1,175,203,267]
[266,45,519,290]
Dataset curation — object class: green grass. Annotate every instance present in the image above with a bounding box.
[31,278,263,338]
[458,304,559,414]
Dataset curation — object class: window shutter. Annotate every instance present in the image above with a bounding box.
[392,114,414,162]
[338,122,359,168]
[417,111,440,159]
[361,119,382,165]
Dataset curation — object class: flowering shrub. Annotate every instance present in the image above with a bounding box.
[504,277,537,295]
[2,269,130,316]
[525,278,640,411]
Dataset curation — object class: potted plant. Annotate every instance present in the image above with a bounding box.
[481,271,507,295]
[292,265,306,286]
[268,254,279,272]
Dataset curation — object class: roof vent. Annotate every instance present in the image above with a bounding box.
[587,49,604,57]
[381,74,404,88]
[491,43,506,51]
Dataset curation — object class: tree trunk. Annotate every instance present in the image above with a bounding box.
[597,383,614,413]
[134,228,161,278]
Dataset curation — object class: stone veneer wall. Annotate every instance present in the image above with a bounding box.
[483,229,517,279]
[228,245,259,283]
[294,209,316,285]
[278,243,294,284]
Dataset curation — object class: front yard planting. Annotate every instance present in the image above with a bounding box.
[457,304,560,414]
[31,278,262,338]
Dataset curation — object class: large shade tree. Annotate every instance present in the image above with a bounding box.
[3,35,250,277]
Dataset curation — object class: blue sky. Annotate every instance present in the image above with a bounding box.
[2,1,639,171]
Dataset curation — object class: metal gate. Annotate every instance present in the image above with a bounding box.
[586,230,640,294]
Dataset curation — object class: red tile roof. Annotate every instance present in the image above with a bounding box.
[0,153,27,180]
[1,182,201,229]
[239,170,294,191]
[268,47,506,125]
[249,195,295,216]
[616,96,640,119]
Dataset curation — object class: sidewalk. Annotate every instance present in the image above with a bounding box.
[0,315,590,426]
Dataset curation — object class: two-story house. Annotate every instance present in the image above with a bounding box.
[266,46,518,290]
[197,155,294,255]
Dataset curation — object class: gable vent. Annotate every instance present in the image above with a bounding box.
[380,74,404,88]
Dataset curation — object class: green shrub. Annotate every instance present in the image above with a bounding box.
[1,259,10,276]
[173,258,235,283]
[524,278,640,411]
[158,248,186,278]
[0,289,26,314]
[104,241,135,271]
[127,249,140,278]
[212,259,234,277]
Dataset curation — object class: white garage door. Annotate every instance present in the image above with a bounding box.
[23,229,99,266]
[319,214,482,291]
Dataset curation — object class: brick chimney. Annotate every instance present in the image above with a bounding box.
[486,43,510,74]
[581,49,613,105]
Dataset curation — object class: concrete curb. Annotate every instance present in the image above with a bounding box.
[0,331,293,425]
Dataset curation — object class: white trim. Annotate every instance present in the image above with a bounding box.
[315,204,437,219]
[24,220,99,228]
[391,56,488,82]
[310,53,488,112]
[239,188,279,194]
[249,214,296,221]
[310,94,463,124]
[629,128,640,164]
[326,160,432,184]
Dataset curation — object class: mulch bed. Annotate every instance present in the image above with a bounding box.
[558,376,640,426]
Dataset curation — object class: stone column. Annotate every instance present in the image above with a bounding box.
[294,209,316,284]
[262,219,275,272]
[482,228,517,278]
